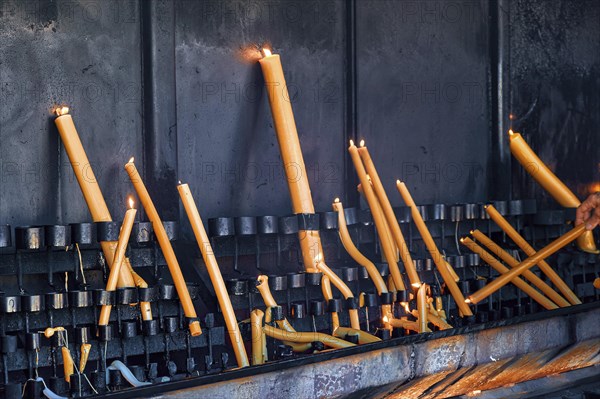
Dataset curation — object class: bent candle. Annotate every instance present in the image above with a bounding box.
[467,224,586,304]
[98,198,137,326]
[508,130,598,254]
[125,159,201,337]
[177,182,249,367]
[54,107,152,321]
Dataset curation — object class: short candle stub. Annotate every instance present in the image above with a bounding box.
[189,320,202,337]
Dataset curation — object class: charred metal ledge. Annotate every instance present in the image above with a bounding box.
[98,301,600,398]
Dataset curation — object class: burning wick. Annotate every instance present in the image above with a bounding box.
[262,48,272,57]
[359,139,365,147]
[55,106,70,116]
[382,315,389,323]
[508,129,514,136]
[334,197,340,203]
[128,156,135,163]
[349,139,355,146]
[128,197,134,209]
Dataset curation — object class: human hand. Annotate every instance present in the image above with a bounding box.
[575,192,600,230]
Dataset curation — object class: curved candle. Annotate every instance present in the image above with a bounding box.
[396,181,473,316]
[62,346,74,383]
[349,142,406,291]
[54,110,152,321]
[256,276,312,352]
[358,143,421,287]
[467,224,586,304]
[177,183,249,367]
[471,229,569,307]
[485,205,581,305]
[333,199,388,295]
[411,309,451,330]
[461,237,558,310]
[321,275,340,332]
[332,327,381,344]
[508,130,598,253]
[388,318,419,333]
[316,261,360,330]
[250,309,267,366]
[125,160,201,336]
[98,202,136,326]
[263,325,355,349]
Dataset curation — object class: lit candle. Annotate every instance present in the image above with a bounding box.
[125,158,201,336]
[467,224,586,304]
[396,181,473,316]
[250,309,267,365]
[357,183,396,263]
[98,197,137,326]
[484,205,581,305]
[332,198,388,295]
[177,182,249,367]
[471,229,569,307]
[461,237,558,310]
[53,107,152,321]
[258,48,323,273]
[349,141,406,291]
[358,142,421,287]
[416,284,430,333]
[508,130,598,254]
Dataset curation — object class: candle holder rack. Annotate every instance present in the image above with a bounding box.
[0,198,598,398]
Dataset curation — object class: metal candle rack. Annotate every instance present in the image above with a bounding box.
[0,198,598,398]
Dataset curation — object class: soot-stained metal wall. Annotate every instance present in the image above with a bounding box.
[0,0,598,236]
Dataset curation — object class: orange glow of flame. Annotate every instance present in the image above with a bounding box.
[54,106,70,116]
[359,139,365,147]
[128,157,135,164]
[128,197,134,209]
[262,48,272,57]
[509,113,514,120]
[587,182,600,194]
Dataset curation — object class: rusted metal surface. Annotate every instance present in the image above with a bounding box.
[156,306,600,398]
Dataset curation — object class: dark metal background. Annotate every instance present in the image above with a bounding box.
[0,0,598,243]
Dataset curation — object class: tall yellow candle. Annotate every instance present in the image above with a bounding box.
[332,198,388,295]
[396,181,473,316]
[508,130,598,254]
[461,237,558,310]
[177,183,249,367]
[125,159,201,336]
[54,108,152,321]
[485,205,581,305]
[416,284,429,333]
[258,49,323,272]
[349,141,405,291]
[357,183,396,263]
[467,224,586,304]
[471,229,569,307]
[358,142,421,287]
[98,198,137,326]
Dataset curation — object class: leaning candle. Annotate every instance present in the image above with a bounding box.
[485,205,581,305]
[349,141,405,291]
[98,198,137,326]
[332,198,388,295]
[358,142,421,287]
[258,49,323,272]
[508,130,598,254]
[396,181,473,316]
[54,107,152,321]
[125,159,201,336]
[471,229,569,307]
[177,183,249,367]
[461,237,558,310]
[467,224,586,304]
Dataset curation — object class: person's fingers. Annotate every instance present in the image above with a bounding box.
[587,207,600,230]
[576,192,600,227]
[575,208,589,226]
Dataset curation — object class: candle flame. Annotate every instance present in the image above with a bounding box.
[128,197,134,209]
[411,282,421,288]
[334,197,340,203]
[262,48,272,57]
[359,139,365,147]
[128,157,135,163]
[396,179,402,185]
[382,315,389,323]
[54,106,70,116]
[508,129,514,136]
[465,298,472,304]
[460,237,466,243]
[403,302,411,313]
[509,114,514,120]
[349,139,355,146]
